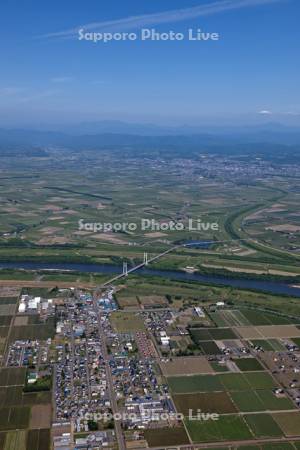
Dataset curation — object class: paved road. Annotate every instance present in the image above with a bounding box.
[92,295,126,450]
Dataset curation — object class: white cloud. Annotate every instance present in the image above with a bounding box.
[41,0,286,39]
[258,110,273,115]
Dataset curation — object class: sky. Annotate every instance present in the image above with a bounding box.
[0,0,299,128]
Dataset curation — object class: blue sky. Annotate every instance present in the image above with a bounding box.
[0,0,299,127]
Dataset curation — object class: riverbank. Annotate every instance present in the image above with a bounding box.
[1,261,300,297]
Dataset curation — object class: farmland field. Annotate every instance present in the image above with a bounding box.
[159,356,214,376]
[185,415,253,442]
[250,339,286,351]
[190,327,238,342]
[26,429,51,450]
[2,430,27,450]
[273,412,300,436]
[173,392,237,415]
[144,427,189,446]
[0,368,26,387]
[0,407,30,431]
[168,374,223,393]
[244,414,283,438]
[168,372,278,393]
[234,358,264,372]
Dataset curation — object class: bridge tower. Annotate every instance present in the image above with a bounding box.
[123,261,128,276]
[143,252,148,265]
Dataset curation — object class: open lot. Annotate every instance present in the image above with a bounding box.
[13,316,29,326]
[144,426,190,447]
[116,296,140,309]
[110,311,146,332]
[138,295,168,307]
[237,325,300,339]
[173,392,237,415]
[159,356,214,376]
[273,412,300,436]
[29,404,51,429]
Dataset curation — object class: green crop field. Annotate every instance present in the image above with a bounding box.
[0,407,30,431]
[234,358,264,372]
[250,339,286,351]
[243,372,277,390]
[256,390,295,411]
[185,415,253,442]
[231,391,266,412]
[168,372,278,394]
[244,414,283,438]
[218,373,252,391]
[168,374,223,393]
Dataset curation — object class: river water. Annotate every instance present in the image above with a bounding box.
[0,261,300,297]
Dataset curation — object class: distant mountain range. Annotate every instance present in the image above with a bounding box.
[0,121,300,158]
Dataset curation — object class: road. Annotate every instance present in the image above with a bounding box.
[92,295,126,450]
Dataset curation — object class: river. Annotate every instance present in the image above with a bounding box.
[0,261,300,297]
